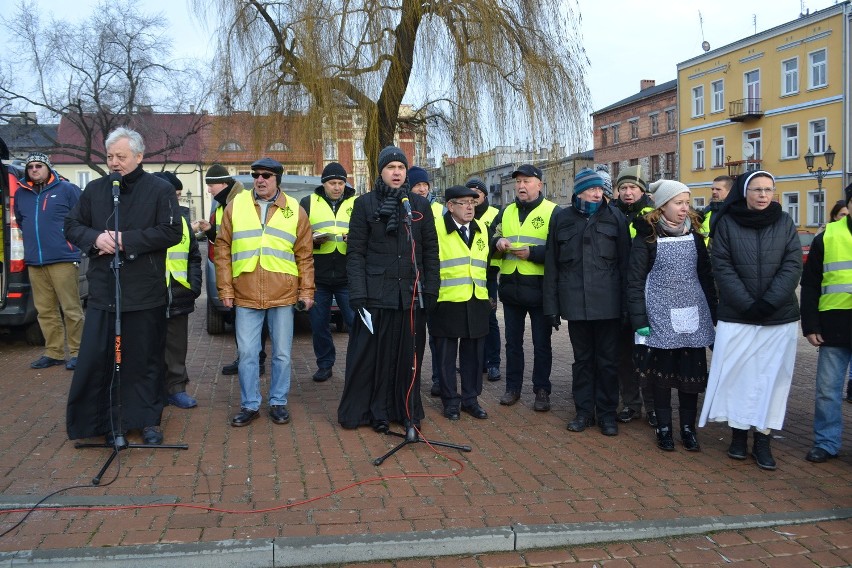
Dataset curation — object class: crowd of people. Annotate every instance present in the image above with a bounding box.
[13,126,849,470]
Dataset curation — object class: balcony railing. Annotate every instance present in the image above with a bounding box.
[725,158,762,178]
[729,98,763,122]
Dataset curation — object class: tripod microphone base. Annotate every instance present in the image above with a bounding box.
[75,441,189,485]
[372,427,472,466]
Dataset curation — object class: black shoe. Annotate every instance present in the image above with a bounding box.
[269,405,290,424]
[30,356,65,369]
[499,391,521,406]
[443,408,460,421]
[533,390,551,412]
[222,360,239,375]
[846,381,852,403]
[486,367,501,381]
[430,383,441,397]
[567,414,595,432]
[142,426,164,445]
[230,408,260,427]
[617,408,638,423]
[805,446,838,463]
[647,410,658,427]
[656,425,675,451]
[752,432,776,470]
[372,420,389,434]
[461,403,488,419]
[312,367,332,382]
[727,428,748,460]
[599,419,618,436]
[680,425,700,451]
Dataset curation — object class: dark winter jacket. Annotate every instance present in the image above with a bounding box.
[300,184,356,288]
[346,187,439,311]
[627,216,717,331]
[489,194,559,307]
[429,212,491,339]
[712,201,802,325]
[543,201,630,321]
[800,216,852,348]
[65,166,182,312]
[13,170,82,266]
[614,193,654,225]
[168,206,202,317]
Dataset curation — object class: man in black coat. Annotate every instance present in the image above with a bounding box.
[65,127,182,445]
[337,146,439,432]
[432,185,491,421]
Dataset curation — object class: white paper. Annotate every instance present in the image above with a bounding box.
[359,308,374,334]
[634,332,647,345]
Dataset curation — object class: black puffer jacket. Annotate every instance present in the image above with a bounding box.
[543,201,629,321]
[712,201,801,325]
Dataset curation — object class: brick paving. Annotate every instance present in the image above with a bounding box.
[0,260,849,564]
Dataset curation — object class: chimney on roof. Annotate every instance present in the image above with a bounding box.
[640,80,656,91]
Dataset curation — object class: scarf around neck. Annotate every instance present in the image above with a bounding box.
[373,178,406,234]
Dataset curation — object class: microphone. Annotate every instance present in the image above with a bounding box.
[109,172,121,200]
[400,196,413,218]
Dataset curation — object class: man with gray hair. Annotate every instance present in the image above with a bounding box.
[65,127,182,446]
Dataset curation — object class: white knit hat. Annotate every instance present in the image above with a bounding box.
[648,179,690,209]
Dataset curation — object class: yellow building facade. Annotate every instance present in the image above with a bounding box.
[677,3,850,228]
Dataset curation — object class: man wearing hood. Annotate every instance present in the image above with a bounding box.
[300,162,356,382]
[14,152,84,370]
[491,164,559,412]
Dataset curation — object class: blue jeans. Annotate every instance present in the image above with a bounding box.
[308,284,355,368]
[813,345,852,455]
[235,305,295,410]
[503,302,552,395]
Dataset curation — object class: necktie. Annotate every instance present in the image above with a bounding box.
[460,225,469,246]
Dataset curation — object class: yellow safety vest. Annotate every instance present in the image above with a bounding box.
[500,200,557,276]
[165,217,191,288]
[478,206,498,228]
[436,217,489,302]
[230,191,299,278]
[819,221,852,311]
[309,194,353,255]
[630,206,655,239]
[431,201,444,219]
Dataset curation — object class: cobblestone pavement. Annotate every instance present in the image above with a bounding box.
[0,266,849,565]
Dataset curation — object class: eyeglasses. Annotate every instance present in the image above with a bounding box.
[251,172,275,179]
[450,199,476,207]
[746,187,774,195]
[27,163,44,170]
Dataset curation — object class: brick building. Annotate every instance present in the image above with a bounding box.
[591,79,678,183]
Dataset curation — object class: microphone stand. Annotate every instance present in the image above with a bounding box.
[75,175,187,485]
[373,200,471,466]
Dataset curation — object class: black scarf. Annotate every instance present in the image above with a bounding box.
[474,200,490,219]
[726,199,783,229]
[373,178,407,234]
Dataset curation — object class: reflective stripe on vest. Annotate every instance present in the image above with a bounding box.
[166,217,191,289]
[819,221,852,310]
[230,191,299,277]
[309,193,353,255]
[436,218,489,302]
[500,199,557,276]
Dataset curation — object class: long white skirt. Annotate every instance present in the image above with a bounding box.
[699,321,798,431]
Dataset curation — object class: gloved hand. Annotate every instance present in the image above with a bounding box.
[636,326,651,337]
[743,299,773,321]
[349,298,366,312]
[548,314,561,330]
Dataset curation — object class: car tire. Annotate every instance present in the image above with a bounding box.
[23,322,45,346]
[206,298,226,335]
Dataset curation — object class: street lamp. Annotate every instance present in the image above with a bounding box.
[804,145,835,226]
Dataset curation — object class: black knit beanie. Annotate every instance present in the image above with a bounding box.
[377,145,408,172]
[205,164,232,184]
[321,162,348,183]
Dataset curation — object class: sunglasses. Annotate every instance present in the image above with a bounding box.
[27,163,45,170]
[251,172,275,179]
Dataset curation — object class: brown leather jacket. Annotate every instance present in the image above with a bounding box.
[214,191,314,308]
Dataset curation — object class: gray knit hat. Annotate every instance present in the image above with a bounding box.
[648,179,690,209]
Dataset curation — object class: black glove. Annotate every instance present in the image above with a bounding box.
[743,299,773,321]
[423,294,438,314]
[349,298,366,312]
[548,314,561,330]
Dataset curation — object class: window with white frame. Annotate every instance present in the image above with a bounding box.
[808,190,825,226]
[693,197,706,209]
[745,69,761,113]
[76,171,91,188]
[323,138,336,160]
[353,139,366,160]
[711,137,725,168]
[809,119,827,154]
[809,49,827,89]
[693,140,705,170]
[781,125,798,159]
[711,80,724,113]
[744,129,762,160]
[782,57,798,95]
[782,192,799,224]
[692,85,704,117]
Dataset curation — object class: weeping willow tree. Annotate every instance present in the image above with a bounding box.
[203,0,591,177]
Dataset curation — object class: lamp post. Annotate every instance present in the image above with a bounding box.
[804,144,836,227]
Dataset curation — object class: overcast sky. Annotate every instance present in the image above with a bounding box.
[26,0,839,150]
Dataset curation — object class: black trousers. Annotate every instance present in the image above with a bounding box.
[566,318,621,421]
[164,313,189,395]
[434,336,484,411]
[67,307,167,439]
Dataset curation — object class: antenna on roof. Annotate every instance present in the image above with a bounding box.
[753,14,757,34]
[699,11,710,52]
